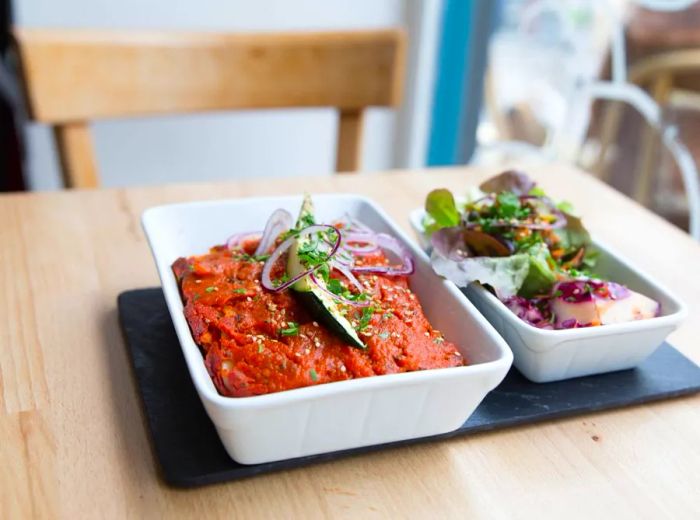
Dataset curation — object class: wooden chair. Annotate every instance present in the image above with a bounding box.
[595,49,700,203]
[13,29,406,188]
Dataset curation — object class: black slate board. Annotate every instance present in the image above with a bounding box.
[118,288,700,488]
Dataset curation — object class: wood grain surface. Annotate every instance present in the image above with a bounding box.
[13,28,405,186]
[1,165,699,519]
[14,28,405,122]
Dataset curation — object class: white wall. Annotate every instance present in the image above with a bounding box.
[14,0,439,190]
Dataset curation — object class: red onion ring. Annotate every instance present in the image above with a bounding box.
[254,208,293,256]
[337,213,374,234]
[342,231,379,255]
[331,260,366,293]
[309,273,371,307]
[332,248,356,267]
[351,233,415,276]
[261,225,341,292]
[226,231,261,250]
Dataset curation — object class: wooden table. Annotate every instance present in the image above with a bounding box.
[2,165,699,519]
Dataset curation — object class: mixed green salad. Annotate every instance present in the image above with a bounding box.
[423,171,660,330]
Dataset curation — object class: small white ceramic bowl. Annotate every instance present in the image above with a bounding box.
[142,195,512,464]
[409,208,687,383]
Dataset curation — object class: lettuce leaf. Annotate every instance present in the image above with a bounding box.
[424,189,460,233]
[554,211,591,253]
[518,243,557,297]
[479,170,536,196]
[430,249,531,298]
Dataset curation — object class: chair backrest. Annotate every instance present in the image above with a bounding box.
[13,28,406,188]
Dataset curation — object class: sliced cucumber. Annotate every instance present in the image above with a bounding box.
[287,195,366,348]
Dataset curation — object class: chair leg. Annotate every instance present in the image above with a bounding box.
[54,122,100,188]
[634,74,672,206]
[336,109,364,173]
[593,100,624,182]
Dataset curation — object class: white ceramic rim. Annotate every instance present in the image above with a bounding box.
[409,207,688,350]
[141,195,513,410]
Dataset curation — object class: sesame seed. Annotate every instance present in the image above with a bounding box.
[424,332,430,337]
[195,279,202,284]
[305,348,311,354]
[246,297,252,302]
[312,321,319,327]
[340,365,347,372]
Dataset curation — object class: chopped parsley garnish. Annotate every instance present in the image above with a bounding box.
[496,192,521,219]
[515,231,544,252]
[568,267,595,279]
[357,306,374,331]
[300,213,315,228]
[315,262,330,282]
[273,273,290,288]
[309,368,319,382]
[279,322,300,336]
[188,264,194,271]
[326,277,345,295]
[297,238,331,267]
[205,286,216,293]
[233,288,247,294]
[258,344,264,353]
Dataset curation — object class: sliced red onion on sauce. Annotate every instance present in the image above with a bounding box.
[332,248,356,267]
[351,233,415,276]
[337,213,374,234]
[342,231,379,255]
[254,208,293,256]
[226,231,261,250]
[330,260,366,294]
[261,225,341,292]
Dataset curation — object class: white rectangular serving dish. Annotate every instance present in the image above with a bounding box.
[410,208,687,383]
[142,194,512,464]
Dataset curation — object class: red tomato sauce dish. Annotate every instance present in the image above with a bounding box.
[172,196,465,398]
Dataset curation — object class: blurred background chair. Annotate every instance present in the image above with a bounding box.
[13,28,405,188]
[468,0,700,240]
[596,48,700,204]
